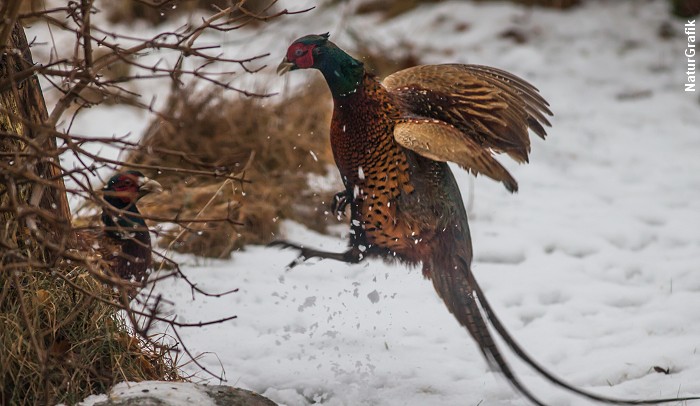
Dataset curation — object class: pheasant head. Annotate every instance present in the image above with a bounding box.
[278,33,365,97]
[101,170,162,239]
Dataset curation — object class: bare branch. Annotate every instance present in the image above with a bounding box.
[2,1,313,398]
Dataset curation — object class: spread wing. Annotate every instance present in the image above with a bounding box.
[394,118,518,192]
[383,64,552,191]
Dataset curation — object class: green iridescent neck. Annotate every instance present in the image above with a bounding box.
[101,200,148,240]
[316,47,365,98]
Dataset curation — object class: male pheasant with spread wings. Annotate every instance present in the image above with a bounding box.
[273,33,698,405]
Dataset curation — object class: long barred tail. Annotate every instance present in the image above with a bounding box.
[428,240,700,405]
[428,252,548,406]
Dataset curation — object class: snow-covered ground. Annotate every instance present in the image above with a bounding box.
[43,0,700,405]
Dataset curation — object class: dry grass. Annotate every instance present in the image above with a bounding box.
[124,78,341,258]
[476,0,580,8]
[348,31,422,78]
[0,263,180,405]
[355,0,444,20]
[354,0,579,20]
[101,0,276,25]
[1,29,181,403]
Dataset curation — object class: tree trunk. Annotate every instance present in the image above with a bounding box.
[0,21,70,262]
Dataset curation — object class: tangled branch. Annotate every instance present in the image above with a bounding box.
[1,0,312,402]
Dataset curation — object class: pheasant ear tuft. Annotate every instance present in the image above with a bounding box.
[320,32,330,40]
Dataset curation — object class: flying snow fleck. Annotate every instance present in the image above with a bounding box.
[367,290,380,304]
[297,296,317,312]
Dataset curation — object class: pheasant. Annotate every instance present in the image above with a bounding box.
[273,33,700,405]
[78,170,162,287]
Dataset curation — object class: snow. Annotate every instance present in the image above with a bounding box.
[79,381,215,406]
[32,0,700,405]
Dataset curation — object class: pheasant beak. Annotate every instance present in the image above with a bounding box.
[137,177,163,196]
[277,57,294,75]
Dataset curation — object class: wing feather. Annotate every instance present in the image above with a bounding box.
[394,119,518,192]
[383,64,552,164]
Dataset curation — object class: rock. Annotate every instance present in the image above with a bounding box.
[201,385,277,406]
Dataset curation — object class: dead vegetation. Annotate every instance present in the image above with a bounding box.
[353,0,580,20]
[121,78,341,258]
[0,18,183,405]
[102,0,276,25]
[348,31,422,78]
[476,0,580,8]
[2,0,315,403]
[0,265,181,405]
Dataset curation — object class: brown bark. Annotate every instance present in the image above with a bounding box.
[0,22,70,260]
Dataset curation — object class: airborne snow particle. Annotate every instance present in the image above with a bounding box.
[367,290,380,304]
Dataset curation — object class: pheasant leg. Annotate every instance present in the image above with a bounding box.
[268,240,364,269]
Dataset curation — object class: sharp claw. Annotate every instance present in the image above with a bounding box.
[331,190,349,218]
[285,254,308,270]
[330,197,339,215]
[270,240,311,270]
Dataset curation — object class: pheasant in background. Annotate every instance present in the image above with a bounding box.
[273,33,700,405]
[81,170,162,286]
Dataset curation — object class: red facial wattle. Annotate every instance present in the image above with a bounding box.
[287,43,316,69]
[112,176,140,203]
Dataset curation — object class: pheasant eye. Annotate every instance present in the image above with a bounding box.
[294,48,306,57]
